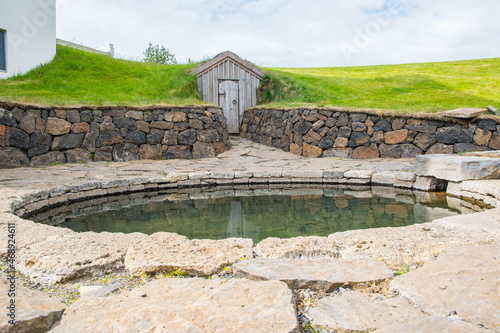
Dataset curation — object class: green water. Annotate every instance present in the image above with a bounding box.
[35,187,467,243]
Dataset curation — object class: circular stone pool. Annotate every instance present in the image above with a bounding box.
[31,185,482,243]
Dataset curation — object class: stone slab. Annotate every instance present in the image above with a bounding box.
[18,232,147,285]
[328,216,496,269]
[414,154,500,182]
[234,258,393,291]
[391,243,500,331]
[51,278,299,333]
[442,108,488,118]
[79,282,123,298]
[0,276,66,332]
[254,236,340,259]
[125,232,253,276]
[308,291,489,332]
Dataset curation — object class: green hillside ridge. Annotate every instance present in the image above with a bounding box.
[0,45,499,113]
[0,45,203,106]
[259,58,500,113]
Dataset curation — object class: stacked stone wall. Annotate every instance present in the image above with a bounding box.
[0,102,230,168]
[241,108,500,158]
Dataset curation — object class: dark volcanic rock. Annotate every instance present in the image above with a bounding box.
[51,134,85,151]
[113,143,139,162]
[7,127,30,149]
[178,129,197,145]
[28,131,52,158]
[124,130,147,145]
[318,137,334,150]
[162,145,191,160]
[435,126,472,144]
[30,151,66,167]
[0,148,29,168]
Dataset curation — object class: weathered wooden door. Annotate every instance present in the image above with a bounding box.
[218,80,239,134]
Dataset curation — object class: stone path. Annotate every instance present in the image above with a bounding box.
[0,138,499,332]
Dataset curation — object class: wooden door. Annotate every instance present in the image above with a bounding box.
[218,80,240,134]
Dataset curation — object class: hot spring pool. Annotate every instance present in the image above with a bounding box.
[31,185,484,243]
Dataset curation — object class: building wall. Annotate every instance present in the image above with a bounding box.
[242,108,500,158]
[197,58,261,122]
[0,0,56,79]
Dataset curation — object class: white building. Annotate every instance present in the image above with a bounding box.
[0,0,56,79]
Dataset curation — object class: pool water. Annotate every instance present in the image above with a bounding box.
[33,187,470,243]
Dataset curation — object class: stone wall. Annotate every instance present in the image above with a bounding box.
[0,102,231,168]
[241,108,500,158]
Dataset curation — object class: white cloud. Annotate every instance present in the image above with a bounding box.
[56,0,500,67]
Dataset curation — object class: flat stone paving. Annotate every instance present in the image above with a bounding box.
[0,138,499,332]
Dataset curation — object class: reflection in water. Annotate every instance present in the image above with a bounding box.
[32,186,476,243]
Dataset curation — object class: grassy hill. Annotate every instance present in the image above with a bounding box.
[0,45,203,106]
[0,45,499,113]
[259,58,500,113]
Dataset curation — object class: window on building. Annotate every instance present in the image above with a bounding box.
[0,30,6,72]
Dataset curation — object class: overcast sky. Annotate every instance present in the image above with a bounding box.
[56,0,500,67]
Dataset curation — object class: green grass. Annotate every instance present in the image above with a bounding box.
[1,45,499,113]
[0,45,203,106]
[260,58,500,113]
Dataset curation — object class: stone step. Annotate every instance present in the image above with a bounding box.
[124,232,254,276]
[391,243,500,331]
[50,278,299,333]
[233,257,393,291]
[308,291,491,332]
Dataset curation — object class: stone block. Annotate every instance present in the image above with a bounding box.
[412,176,447,191]
[162,145,191,160]
[384,129,408,144]
[124,129,146,145]
[35,118,46,132]
[344,169,375,179]
[374,118,392,132]
[114,116,136,130]
[318,136,333,150]
[289,143,302,155]
[370,130,384,144]
[71,122,90,134]
[302,143,322,157]
[352,121,367,132]
[136,120,150,133]
[0,108,17,126]
[474,128,492,146]
[454,143,490,154]
[197,129,219,143]
[304,129,322,145]
[19,115,36,134]
[379,144,402,158]
[0,147,29,168]
[45,117,71,135]
[51,133,85,151]
[65,148,92,164]
[139,144,162,160]
[352,143,379,159]
[113,143,139,162]
[415,154,500,181]
[6,127,30,148]
[94,146,113,162]
[30,151,66,167]
[192,142,216,159]
[435,126,472,144]
[172,111,187,122]
[146,128,164,145]
[490,134,500,150]
[401,144,423,158]
[349,132,370,147]
[66,109,81,123]
[413,132,436,151]
[125,110,143,120]
[426,143,454,155]
[178,129,197,145]
[333,136,348,148]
